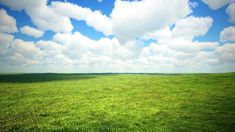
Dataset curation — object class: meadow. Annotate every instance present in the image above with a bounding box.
[0,73,235,131]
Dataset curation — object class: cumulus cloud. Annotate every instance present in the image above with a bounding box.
[35,40,72,65]
[0,0,235,73]
[0,9,17,33]
[138,41,220,72]
[143,27,173,41]
[36,40,61,51]
[165,38,199,53]
[0,0,44,11]
[20,26,44,38]
[143,15,215,53]
[52,32,147,72]
[0,37,73,69]
[220,26,235,42]
[110,0,191,42]
[0,29,231,73]
[0,39,41,66]
[140,43,173,57]
[53,32,96,59]
[0,0,73,33]
[216,43,235,62]
[51,1,112,36]
[201,0,230,10]
[172,16,213,40]
[52,32,137,72]
[195,41,219,50]
[59,30,219,72]
[52,32,140,61]
[0,33,14,52]
[226,3,235,23]
[138,15,221,72]
[11,39,41,58]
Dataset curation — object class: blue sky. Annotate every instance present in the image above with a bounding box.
[0,0,235,73]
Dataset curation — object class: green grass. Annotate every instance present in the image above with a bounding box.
[0,73,235,131]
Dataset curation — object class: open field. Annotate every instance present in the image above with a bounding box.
[0,73,235,131]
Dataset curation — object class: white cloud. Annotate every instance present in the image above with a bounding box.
[53,32,120,60]
[140,43,173,57]
[110,0,191,42]
[29,4,72,33]
[36,40,61,51]
[201,0,230,10]
[143,27,173,41]
[0,39,42,66]
[53,32,95,59]
[216,43,235,62]
[0,0,44,11]
[0,0,73,33]
[0,0,235,73]
[172,16,213,40]
[49,29,232,72]
[54,31,146,62]
[7,52,39,65]
[0,9,17,33]
[143,16,215,53]
[20,26,44,38]
[195,41,219,50]
[220,26,235,42]
[0,37,72,68]
[165,38,199,53]
[52,32,140,72]
[51,1,112,36]
[0,33,14,52]
[35,40,72,65]
[0,30,232,73]
[11,39,41,58]
[138,14,223,72]
[226,3,235,23]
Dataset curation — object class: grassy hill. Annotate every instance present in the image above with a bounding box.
[0,73,235,131]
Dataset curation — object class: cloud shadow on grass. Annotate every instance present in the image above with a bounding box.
[0,73,97,83]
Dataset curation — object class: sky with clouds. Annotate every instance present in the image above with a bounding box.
[0,0,235,73]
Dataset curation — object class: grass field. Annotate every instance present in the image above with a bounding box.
[0,73,235,131]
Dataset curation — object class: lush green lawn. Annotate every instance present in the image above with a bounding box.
[0,73,235,131]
